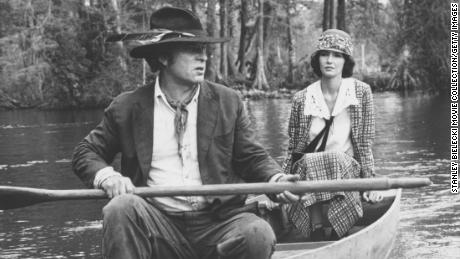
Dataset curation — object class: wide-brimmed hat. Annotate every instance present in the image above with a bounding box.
[314,29,353,56]
[106,7,228,58]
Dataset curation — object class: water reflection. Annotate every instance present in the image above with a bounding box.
[0,92,458,258]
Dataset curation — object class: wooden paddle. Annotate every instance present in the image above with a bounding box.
[0,177,431,210]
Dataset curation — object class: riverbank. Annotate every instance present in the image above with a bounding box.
[0,74,443,110]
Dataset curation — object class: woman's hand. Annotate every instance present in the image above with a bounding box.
[363,190,383,203]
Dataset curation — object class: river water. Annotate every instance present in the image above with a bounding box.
[0,92,458,258]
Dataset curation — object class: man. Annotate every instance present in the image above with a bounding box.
[72,6,299,259]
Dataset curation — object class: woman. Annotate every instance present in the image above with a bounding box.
[281,29,382,240]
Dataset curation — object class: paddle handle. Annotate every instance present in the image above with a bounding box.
[0,177,431,210]
[15,177,432,199]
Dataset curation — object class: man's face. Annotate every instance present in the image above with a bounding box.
[162,43,207,85]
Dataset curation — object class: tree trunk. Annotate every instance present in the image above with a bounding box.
[244,21,259,81]
[329,0,336,28]
[220,0,228,80]
[189,0,198,13]
[205,0,218,81]
[227,0,239,77]
[276,39,282,63]
[252,0,269,90]
[285,0,296,84]
[227,51,238,77]
[323,0,331,30]
[142,0,148,85]
[262,0,274,59]
[337,0,346,30]
[238,0,248,74]
[110,0,127,72]
[323,0,346,31]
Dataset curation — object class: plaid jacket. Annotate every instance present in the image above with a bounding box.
[281,79,376,237]
[281,79,375,178]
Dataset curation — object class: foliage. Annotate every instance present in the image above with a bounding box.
[346,0,398,75]
[390,0,450,91]
[42,10,90,108]
[0,0,450,109]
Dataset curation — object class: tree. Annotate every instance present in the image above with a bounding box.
[322,0,346,31]
[226,0,239,78]
[337,0,346,30]
[237,0,249,75]
[189,0,198,13]
[109,0,127,72]
[4,0,447,109]
[389,0,449,91]
[323,0,333,30]
[285,0,296,84]
[220,0,229,80]
[205,0,219,81]
[252,0,269,90]
[347,0,386,73]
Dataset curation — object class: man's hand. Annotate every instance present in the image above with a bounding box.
[101,175,136,198]
[363,190,383,203]
[273,174,304,203]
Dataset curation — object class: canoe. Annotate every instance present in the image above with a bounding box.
[271,189,401,259]
[0,183,408,258]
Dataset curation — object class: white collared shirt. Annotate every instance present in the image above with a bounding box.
[304,78,358,154]
[147,78,208,211]
[93,78,208,212]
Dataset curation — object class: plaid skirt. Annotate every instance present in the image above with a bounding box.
[285,151,363,238]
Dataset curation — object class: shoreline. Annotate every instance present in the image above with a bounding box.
[0,88,445,111]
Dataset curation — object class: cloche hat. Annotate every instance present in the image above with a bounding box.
[106,7,228,58]
[314,29,353,56]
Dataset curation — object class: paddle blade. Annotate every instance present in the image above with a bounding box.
[0,186,50,210]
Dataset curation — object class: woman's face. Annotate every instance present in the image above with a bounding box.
[318,50,345,79]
